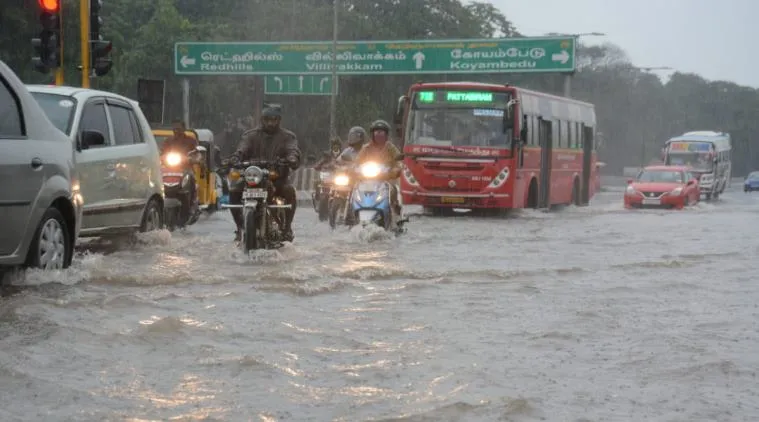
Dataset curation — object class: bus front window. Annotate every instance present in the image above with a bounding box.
[667,151,712,171]
[406,90,512,148]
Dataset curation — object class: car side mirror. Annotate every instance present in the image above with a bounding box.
[687,179,696,186]
[627,178,633,184]
[81,130,106,149]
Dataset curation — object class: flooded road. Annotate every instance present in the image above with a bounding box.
[1,182,758,421]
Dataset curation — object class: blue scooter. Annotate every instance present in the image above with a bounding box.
[348,157,407,233]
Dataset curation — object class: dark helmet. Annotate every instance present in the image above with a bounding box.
[261,105,282,118]
[369,119,391,133]
[347,126,367,146]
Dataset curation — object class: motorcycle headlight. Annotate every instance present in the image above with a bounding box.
[244,166,264,185]
[165,152,182,167]
[334,174,350,186]
[671,187,683,195]
[360,162,381,178]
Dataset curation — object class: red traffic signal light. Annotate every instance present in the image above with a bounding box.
[38,0,60,12]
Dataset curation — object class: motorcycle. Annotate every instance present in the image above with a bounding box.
[348,158,407,234]
[327,167,354,229]
[219,160,291,253]
[312,168,333,221]
[162,147,203,231]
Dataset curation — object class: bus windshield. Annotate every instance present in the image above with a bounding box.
[665,141,713,172]
[406,89,512,148]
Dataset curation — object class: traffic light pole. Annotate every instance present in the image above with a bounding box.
[54,3,64,86]
[79,0,90,88]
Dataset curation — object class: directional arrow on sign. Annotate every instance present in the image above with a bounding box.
[298,75,304,91]
[180,56,196,67]
[551,50,569,64]
[320,77,329,91]
[412,51,425,69]
[273,76,283,90]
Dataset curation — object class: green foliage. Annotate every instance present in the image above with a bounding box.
[2,0,757,172]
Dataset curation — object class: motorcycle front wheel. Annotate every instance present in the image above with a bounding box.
[317,194,329,221]
[242,208,259,252]
[328,197,345,229]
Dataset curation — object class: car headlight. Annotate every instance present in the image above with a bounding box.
[165,152,182,167]
[334,174,350,186]
[625,185,636,194]
[244,166,264,185]
[360,162,381,178]
[671,187,682,195]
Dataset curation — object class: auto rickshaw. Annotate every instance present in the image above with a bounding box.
[152,127,223,214]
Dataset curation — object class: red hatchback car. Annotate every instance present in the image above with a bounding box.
[624,165,700,209]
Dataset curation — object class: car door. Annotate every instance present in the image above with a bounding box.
[105,98,150,225]
[75,97,127,230]
[0,73,44,256]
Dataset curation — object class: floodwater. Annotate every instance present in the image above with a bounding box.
[1,180,757,421]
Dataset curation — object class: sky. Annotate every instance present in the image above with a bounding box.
[490,0,756,87]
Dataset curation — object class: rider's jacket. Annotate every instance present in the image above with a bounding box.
[355,141,402,178]
[337,146,361,163]
[231,126,301,180]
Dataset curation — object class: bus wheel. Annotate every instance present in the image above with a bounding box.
[526,179,539,209]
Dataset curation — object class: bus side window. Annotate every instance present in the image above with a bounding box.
[529,115,537,145]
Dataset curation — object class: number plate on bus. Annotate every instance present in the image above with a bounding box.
[243,189,266,199]
[642,198,660,205]
[441,196,465,204]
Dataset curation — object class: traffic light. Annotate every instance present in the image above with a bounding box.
[31,0,62,73]
[89,0,112,77]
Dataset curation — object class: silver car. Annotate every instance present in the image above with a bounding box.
[0,61,83,271]
[27,85,165,238]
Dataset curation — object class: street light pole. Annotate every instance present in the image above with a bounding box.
[561,32,605,97]
[329,0,338,139]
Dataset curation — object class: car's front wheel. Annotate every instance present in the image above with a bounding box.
[27,207,71,270]
[140,198,164,232]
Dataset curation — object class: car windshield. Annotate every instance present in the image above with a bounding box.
[29,92,77,135]
[747,172,759,180]
[406,90,511,147]
[637,170,684,183]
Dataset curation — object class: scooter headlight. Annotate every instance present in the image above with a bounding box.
[165,152,182,167]
[334,174,350,186]
[244,166,264,185]
[360,162,381,178]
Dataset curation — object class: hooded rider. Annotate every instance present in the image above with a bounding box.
[226,105,301,242]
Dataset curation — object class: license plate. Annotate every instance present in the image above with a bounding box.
[642,198,660,205]
[243,189,267,199]
[441,196,465,204]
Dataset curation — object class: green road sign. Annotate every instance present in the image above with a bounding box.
[264,74,336,95]
[174,36,575,76]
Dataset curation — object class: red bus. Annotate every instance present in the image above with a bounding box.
[393,82,598,212]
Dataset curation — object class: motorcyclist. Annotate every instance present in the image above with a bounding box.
[314,137,343,171]
[225,105,301,242]
[336,126,367,164]
[354,119,403,217]
[162,119,199,210]
[162,119,198,155]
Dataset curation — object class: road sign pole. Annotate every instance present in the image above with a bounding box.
[563,74,571,98]
[79,0,90,88]
[328,0,338,138]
